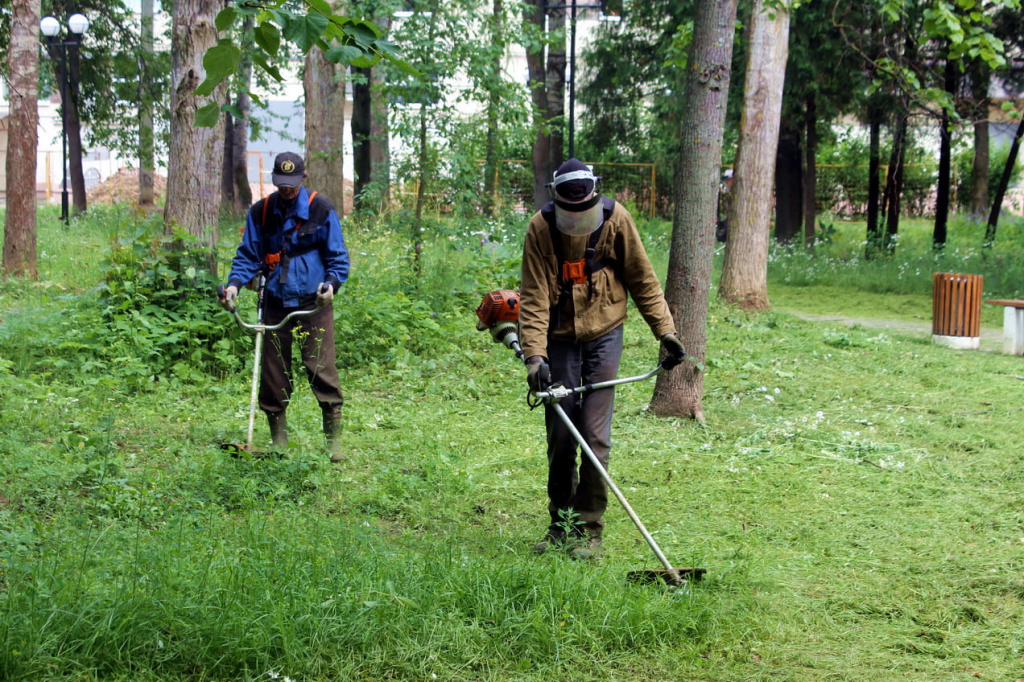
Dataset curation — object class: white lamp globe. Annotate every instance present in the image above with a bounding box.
[40,16,61,37]
[68,13,90,35]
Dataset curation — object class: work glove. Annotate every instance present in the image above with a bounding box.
[661,333,686,369]
[526,355,552,392]
[316,282,334,307]
[219,285,238,312]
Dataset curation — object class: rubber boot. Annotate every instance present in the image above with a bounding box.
[323,407,344,462]
[267,412,288,450]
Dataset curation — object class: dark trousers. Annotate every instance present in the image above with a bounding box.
[259,298,343,415]
[544,325,623,539]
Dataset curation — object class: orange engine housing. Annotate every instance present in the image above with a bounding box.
[476,290,520,327]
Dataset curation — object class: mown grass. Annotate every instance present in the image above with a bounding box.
[0,205,1023,680]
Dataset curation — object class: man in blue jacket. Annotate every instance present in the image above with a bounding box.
[220,152,350,461]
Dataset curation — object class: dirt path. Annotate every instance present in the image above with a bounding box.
[779,310,1005,352]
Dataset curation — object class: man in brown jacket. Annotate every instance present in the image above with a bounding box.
[519,158,685,559]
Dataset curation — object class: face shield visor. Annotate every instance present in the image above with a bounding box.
[553,194,603,236]
[547,168,603,236]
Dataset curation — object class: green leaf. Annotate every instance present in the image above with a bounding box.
[203,42,242,79]
[254,22,281,55]
[283,12,330,53]
[252,54,283,82]
[306,0,334,17]
[344,21,380,46]
[215,6,237,32]
[350,53,380,69]
[195,102,221,128]
[325,44,363,64]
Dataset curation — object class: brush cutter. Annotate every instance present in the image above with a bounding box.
[476,290,706,587]
[217,275,324,454]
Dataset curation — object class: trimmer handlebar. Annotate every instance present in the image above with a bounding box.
[529,363,665,403]
[217,284,324,334]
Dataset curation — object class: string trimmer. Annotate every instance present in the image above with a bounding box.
[217,275,324,454]
[476,290,706,587]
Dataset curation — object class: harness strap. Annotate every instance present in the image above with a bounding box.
[542,196,616,330]
[261,191,318,286]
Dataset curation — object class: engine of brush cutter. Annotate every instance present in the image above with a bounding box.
[476,290,523,360]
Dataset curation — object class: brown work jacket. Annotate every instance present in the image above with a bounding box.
[519,200,676,361]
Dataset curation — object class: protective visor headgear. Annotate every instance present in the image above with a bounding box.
[548,160,603,236]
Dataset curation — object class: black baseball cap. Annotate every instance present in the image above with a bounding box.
[272,152,306,188]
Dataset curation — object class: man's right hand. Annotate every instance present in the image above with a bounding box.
[526,356,552,392]
[219,285,238,311]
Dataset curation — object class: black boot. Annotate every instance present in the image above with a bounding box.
[267,412,288,450]
[323,407,343,462]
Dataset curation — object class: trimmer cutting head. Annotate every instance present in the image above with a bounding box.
[627,567,707,587]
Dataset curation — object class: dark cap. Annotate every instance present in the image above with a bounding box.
[272,152,306,188]
[551,158,597,201]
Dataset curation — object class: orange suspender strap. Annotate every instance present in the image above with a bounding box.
[262,191,318,270]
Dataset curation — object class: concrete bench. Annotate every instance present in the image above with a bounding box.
[985,299,1024,355]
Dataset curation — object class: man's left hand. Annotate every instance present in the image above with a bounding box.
[316,282,334,307]
[661,333,686,369]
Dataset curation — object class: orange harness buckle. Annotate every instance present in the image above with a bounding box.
[265,252,281,270]
[562,259,588,285]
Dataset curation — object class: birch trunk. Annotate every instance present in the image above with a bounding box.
[718,0,791,310]
[3,0,40,278]
[165,0,226,275]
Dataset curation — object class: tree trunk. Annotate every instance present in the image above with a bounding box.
[528,0,552,206]
[882,113,906,252]
[139,0,156,207]
[222,108,236,209]
[66,35,87,216]
[718,0,790,310]
[802,92,817,247]
[984,114,1024,246]
[3,0,40,279]
[865,103,882,258]
[649,0,739,421]
[774,117,802,243]
[165,0,227,275]
[304,45,346,210]
[482,0,505,216]
[370,15,391,208]
[932,57,956,251]
[969,63,990,218]
[231,51,253,213]
[351,65,371,208]
[545,6,565,167]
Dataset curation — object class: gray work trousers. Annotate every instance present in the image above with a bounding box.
[259,297,344,415]
[544,325,623,539]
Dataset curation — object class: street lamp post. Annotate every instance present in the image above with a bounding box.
[544,0,620,159]
[40,13,89,226]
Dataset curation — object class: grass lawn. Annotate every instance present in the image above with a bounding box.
[0,207,1022,680]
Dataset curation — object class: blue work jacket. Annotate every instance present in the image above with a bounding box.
[227,186,350,308]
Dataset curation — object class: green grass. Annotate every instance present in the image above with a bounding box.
[1,206,1023,680]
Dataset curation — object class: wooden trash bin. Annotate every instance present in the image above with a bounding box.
[932,272,983,349]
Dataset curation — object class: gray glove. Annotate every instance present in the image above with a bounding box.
[526,356,552,392]
[220,285,238,312]
[661,333,686,369]
[316,282,334,307]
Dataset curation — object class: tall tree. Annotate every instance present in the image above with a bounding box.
[482,0,506,215]
[523,0,565,209]
[139,0,156,207]
[984,113,1024,246]
[932,54,957,250]
[165,0,227,275]
[3,0,40,279]
[305,39,347,209]
[649,0,739,421]
[718,0,791,310]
